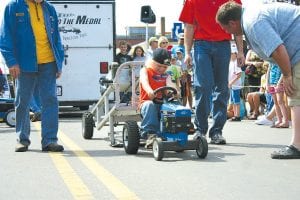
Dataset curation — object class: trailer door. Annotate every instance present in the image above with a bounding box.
[50,0,115,106]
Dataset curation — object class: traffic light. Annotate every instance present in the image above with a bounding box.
[140,5,156,24]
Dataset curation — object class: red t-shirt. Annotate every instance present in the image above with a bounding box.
[179,0,242,41]
[139,67,168,107]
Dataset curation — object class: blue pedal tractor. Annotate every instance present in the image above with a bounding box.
[122,86,208,161]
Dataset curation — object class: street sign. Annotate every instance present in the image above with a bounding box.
[172,22,183,41]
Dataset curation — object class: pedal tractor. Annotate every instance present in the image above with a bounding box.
[123,86,208,161]
[0,98,15,127]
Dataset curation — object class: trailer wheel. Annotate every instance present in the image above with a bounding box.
[82,112,94,139]
[196,136,208,159]
[123,121,139,154]
[5,109,15,127]
[153,138,164,161]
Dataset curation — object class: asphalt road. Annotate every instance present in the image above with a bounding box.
[0,109,299,200]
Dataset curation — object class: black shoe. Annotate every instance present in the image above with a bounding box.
[15,143,29,152]
[210,134,226,145]
[271,145,300,159]
[42,143,64,152]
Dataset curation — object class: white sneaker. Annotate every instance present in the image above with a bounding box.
[255,116,274,126]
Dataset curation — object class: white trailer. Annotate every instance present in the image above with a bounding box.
[49,0,116,109]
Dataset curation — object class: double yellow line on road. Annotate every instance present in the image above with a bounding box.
[33,123,139,200]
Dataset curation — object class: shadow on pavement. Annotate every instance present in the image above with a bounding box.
[226,142,283,149]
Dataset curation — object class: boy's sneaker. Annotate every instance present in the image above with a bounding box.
[255,116,273,126]
[145,134,156,149]
[30,112,41,122]
[193,131,206,140]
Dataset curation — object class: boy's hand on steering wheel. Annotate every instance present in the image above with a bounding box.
[147,90,155,100]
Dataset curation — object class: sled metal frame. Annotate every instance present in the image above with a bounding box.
[89,61,144,145]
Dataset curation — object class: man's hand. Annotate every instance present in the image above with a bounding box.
[282,75,296,97]
[184,54,193,69]
[9,65,20,79]
[56,72,62,79]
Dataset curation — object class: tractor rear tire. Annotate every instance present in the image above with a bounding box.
[82,112,94,139]
[123,121,139,154]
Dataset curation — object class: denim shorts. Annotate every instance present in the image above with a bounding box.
[230,89,241,104]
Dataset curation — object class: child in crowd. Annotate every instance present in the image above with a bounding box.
[175,48,188,72]
[115,40,132,65]
[115,40,133,103]
[132,45,146,78]
[247,62,273,119]
[228,42,242,121]
[166,57,181,97]
[180,70,193,109]
[267,62,289,128]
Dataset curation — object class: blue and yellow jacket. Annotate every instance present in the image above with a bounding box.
[0,0,64,72]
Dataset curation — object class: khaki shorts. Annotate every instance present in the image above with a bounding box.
[288,61,300,106]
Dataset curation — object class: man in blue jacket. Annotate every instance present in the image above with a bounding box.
[0,0,65,152]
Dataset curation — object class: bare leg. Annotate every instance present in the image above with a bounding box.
[291,106,300,149]
[247,93,255,114]
[277,92,289,127]
[233,104,240,117]
[272,94,283,126]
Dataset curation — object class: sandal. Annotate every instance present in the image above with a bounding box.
[230,116,241,121]
[270,122,282,128]
[278,122,289,128]
[248,113,258,120]
[271,145,300,159]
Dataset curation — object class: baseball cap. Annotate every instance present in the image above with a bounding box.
[148,37,158,45]
[230,41,238,53]
[176,47,184,54]
[152,48,171,65]
[178,32,184,39]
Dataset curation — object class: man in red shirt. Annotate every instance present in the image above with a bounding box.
[179,0,244,144]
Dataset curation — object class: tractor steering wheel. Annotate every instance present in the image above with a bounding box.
[153,86,177,104]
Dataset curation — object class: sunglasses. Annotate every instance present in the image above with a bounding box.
[161,41,168,44]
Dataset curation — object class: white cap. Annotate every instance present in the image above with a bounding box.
[230,41,238,53]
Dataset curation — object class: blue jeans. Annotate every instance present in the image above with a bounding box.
[140,101,160,135]
[15,62,59,148]
[193,40,231,137]
[29,85,41,113]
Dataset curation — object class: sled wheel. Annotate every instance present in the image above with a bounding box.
[123,121,139,154]
[196,136,208,159]
[5,109,16,127]
[82,112,94,139]
[153,138,164,161]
